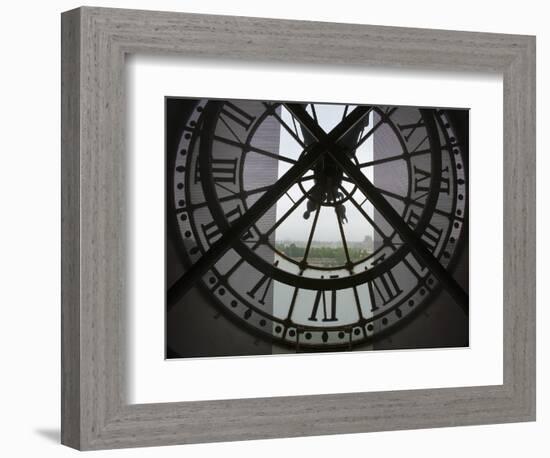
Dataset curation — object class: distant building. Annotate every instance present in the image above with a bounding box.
[363,234,373,252]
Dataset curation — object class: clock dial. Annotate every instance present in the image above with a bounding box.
[168,98,468,352]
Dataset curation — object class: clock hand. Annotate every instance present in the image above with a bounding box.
[301,195,322,268]
[167,105,372,307]
[335,202,347,224]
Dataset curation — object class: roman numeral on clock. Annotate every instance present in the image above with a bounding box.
[398,116,431,152]
[201,206,245,245]
[398,117,425,142]
[195,158,238,184]
[368,258,402,311]
[406,210,443,252]
[246,261,279,305]
[413,165,450,199]
[368,272,402,311]
[220,101,257,131]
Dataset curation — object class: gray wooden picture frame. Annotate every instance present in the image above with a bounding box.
[61,6,536,451]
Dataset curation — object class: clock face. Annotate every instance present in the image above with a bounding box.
[166,98,468,356]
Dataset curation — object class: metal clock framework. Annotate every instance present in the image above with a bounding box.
[167,99,468,351]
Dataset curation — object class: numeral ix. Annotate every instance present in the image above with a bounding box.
[195,158,238,184]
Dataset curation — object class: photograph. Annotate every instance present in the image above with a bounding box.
[165,98,469,358]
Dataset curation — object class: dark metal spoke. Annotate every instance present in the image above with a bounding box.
[284,191,296,205]
[352,107,397,150]
[376,187,454,220]
[264,102,306,147]
[352,286,364,319]
[342,104,349,121]
[339,186,392,246]
[309,103,318,124]
[291,115,300,138]
[285,103,372,144]
[402,256,423,280]
[223,256,247,281]
[265,193,308,238]
[168,154,318,306]
[376,187,413,204]
[302,203,321,264]
[331,189,352,267]
[336,211,352,267]
[285,287,300,321]
[176,183,274,213]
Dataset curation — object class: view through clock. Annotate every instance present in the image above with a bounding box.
[165,97,469,358]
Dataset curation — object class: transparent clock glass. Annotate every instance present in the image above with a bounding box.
[165,97,469,358]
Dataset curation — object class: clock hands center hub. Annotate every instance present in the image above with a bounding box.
[302,150,358,221]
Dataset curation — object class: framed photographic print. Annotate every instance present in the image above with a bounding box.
[61,6,536,450]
